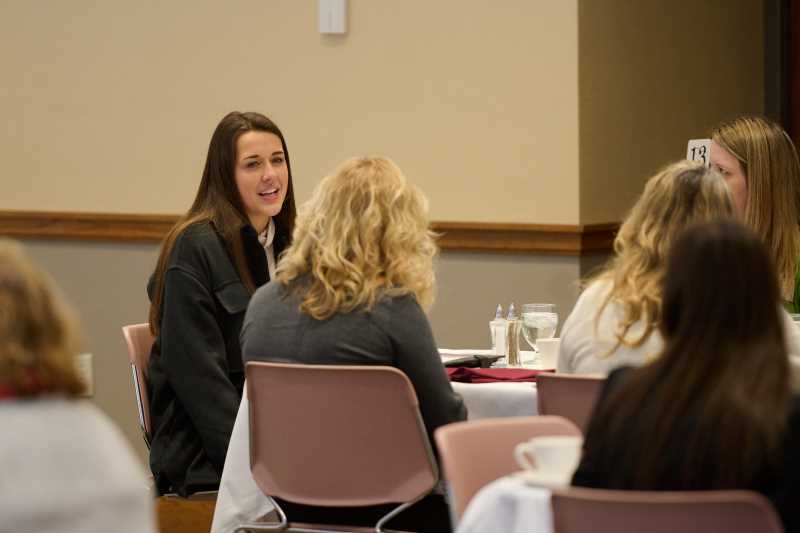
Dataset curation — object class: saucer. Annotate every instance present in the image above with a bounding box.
[513,468,573,489]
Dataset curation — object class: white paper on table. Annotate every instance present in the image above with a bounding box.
[439,348,539,366]
[439,348,495,364]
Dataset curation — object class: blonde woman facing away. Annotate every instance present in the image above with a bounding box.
[240,156,466,532]
[558,161,734,374]
[559,160,800,376]
[0,240,155,533]
[711,115,800,312]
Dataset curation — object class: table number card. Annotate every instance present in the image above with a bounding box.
[687,139,711,167]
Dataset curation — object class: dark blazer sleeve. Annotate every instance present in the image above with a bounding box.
[158,265,242,471]
[377,296,467,436]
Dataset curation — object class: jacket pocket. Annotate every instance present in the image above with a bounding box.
[214,282,250,315]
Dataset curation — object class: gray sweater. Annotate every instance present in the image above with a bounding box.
[241,281,467,438]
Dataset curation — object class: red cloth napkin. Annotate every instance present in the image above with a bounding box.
[446,367,554,383]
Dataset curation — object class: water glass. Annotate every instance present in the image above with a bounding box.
[521,303,558,351]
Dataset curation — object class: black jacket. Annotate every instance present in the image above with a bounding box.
[147,221,289,496]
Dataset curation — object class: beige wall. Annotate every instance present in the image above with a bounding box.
[578,0,765,223]
[1,0,580,224]
[1,1,769,462]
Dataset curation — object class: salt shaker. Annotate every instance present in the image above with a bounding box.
[489,304,507,357]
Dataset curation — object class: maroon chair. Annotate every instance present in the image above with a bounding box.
[435,415,581,524]
[237,362,440,533]
[551,486,784,533]
[121,323,154,448]
[536,373,604,433]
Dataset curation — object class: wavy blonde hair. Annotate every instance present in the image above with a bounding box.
[712,116,800,300]
[595,161,734,353]
[0,239,85,397]
[276,156,437,319]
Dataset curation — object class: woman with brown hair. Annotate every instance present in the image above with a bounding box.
[0,240,155,532]
[711,115,800,312]
[573,220,800,532]
[147,111,296,496]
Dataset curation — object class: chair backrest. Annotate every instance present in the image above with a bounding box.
[245,361,439,507]
[121,323,154,446]
[551,487,784,533]
[536,373,604,433]
[435,415,581,521]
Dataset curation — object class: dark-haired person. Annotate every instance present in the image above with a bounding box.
[146,111,296,496]
[0,240,155,533]
[573,220,800,532]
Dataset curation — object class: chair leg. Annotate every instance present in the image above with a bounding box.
[235,496,288,532]
[374,493,427,533]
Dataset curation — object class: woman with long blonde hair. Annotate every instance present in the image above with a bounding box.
[0,240,155,533]
[239,156,465,532]
[558,160,734,374]
[711,115,800,312]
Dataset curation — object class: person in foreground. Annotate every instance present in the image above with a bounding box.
[711,115,800,312]
[0,240,155,533]
[240,155,466,531]
[572,220,800,532]
[558,160,733,374]
[147,111,296,495]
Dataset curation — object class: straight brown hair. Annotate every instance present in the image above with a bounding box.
[712,116,800,300]
[148,112,296,335]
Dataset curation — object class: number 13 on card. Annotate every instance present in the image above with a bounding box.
[687,139,711,167]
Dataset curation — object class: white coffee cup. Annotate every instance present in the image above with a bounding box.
[514,435,583,483]
[535,337,560,369]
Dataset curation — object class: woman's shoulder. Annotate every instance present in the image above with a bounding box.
[368,292,427,330]
[168,221,230,269]
[375,292,422,314]
[579,277,615,302]
[250,279,292,307]
[172,220,222,251]
[0,399,155,531]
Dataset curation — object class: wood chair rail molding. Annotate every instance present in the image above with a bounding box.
[0,210,619,255]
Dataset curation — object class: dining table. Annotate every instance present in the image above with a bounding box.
[454,475,554,533]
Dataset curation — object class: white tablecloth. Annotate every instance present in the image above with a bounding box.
[212,374,540,532]
[456,476,553,533]
[452,381,538,419]
[211,388,274,533]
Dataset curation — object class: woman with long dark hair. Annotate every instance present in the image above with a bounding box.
[573,220,800,531]
[146,111,296,496]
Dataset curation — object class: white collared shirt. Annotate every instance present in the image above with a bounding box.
[257,219,277,280]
